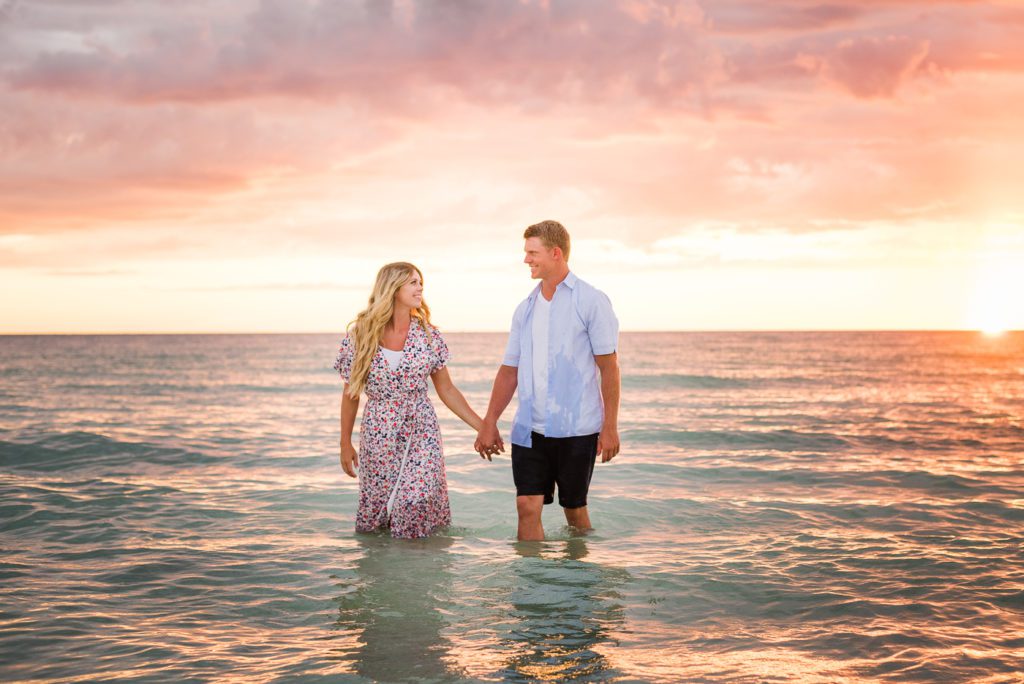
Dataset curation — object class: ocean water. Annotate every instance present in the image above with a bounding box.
[1,332,1022,683]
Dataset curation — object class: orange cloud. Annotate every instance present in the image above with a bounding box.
[0,0,1022,333]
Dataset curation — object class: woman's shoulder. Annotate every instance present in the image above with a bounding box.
[413,319,440,337]
[429,323,450,343]
[419,323,447,351]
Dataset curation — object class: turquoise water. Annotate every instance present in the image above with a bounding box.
[1,332,1022,682]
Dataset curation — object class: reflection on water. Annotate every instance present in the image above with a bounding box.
[499,538,628,682]
[333,535,464,682]
[330,536,629,683]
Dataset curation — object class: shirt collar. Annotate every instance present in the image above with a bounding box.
[528,270,577,301]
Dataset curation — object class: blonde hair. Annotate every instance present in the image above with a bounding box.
[345,262,433,398]
[524,220,571,261]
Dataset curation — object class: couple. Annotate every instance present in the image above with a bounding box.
[334,221,620,541]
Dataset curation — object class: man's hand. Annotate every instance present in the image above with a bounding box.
[596,424,620,463]
[340,441,358,477]
[474,421,504,461]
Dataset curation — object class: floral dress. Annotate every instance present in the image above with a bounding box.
[334,323,451,539]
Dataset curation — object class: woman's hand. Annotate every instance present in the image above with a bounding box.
[339,385,359,477]
[340,441,358,478]
[475,421,504,461]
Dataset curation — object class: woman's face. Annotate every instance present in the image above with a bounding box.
[394,271,424,310]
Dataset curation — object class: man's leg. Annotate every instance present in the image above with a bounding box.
[563,505,591,531]
[512,433,554,541]
[517,495,545,541]
[554,433,599,532]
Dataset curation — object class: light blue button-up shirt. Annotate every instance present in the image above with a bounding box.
[502,271,619,448]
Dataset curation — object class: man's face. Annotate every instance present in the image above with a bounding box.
[523,237,556,280]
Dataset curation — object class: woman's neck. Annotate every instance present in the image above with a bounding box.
[389,307,412,331]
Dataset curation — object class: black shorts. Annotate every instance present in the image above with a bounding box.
[511,431,599,508]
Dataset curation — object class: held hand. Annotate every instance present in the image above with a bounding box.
[596,425,620,463]
[340,442,358,478]
[474,422,504,461]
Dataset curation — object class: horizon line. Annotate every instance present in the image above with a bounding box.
[1,329,1020,336]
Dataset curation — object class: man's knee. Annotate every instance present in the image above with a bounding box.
[563,505,587,519]
[516,495,543,520]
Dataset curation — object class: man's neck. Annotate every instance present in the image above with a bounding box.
[540,267,570,300]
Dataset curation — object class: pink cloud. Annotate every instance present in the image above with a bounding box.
[821,35,930,98]
[701,1,864,33]
[1,0,1023,247]
[8,0,718,108]
[718,3,1024,101]
[724,35,932,100]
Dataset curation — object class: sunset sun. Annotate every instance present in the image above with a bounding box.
[967,245,1024,337]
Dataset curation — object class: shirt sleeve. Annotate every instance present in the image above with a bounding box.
[430,327,450,374]
[502,300,527,367]
[584,289,619,356]
[333,334,354,381]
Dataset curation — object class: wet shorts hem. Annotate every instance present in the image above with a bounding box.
[511,431,599,510]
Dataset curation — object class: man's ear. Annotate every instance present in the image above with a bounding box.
[552,246,564,262]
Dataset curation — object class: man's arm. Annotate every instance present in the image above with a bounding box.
[474,364,518,459]
[594,352,620,463]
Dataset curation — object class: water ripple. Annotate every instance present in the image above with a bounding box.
[1,332,1022,682]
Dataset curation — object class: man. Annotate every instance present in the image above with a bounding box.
[475,220,621,541]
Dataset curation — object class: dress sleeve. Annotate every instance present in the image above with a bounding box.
[431,327,450,374]
[333,334,354,381]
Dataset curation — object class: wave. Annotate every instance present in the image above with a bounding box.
[50,381,337,395]
[618,461,1019,499]
[624,374,751,389]
[622,373,842,390]
[625,427,852,451]
[623,426,1019,454]
[0,430,220,471]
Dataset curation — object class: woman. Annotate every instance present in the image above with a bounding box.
[334,262,484,538]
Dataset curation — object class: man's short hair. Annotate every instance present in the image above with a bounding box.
[524,220,571,261]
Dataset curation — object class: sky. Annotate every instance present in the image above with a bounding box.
[1,0,1023,333]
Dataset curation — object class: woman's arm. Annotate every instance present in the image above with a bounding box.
[430,367,483,432]
[339,384,360,477]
